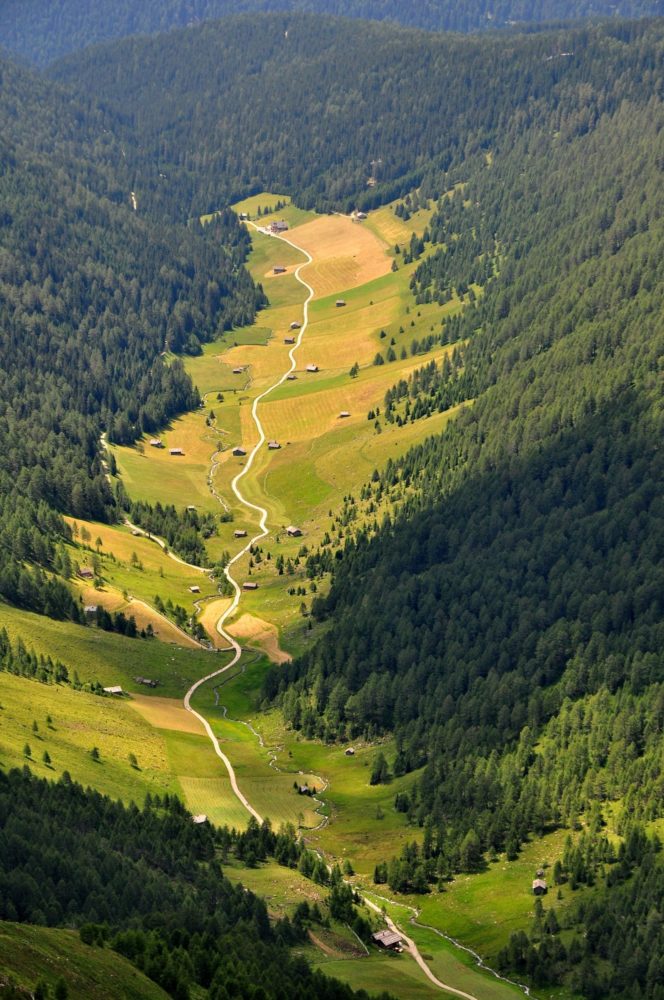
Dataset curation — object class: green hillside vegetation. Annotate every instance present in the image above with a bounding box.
[0,921,170,1000]
[2,0,662,68]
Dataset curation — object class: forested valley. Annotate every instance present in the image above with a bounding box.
[2,0,662,68]
[1,9,663,998]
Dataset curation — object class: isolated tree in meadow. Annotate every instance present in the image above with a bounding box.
[90,746,100,761]
[370,751,390,785]
[349,361,359,378]
[43,750,51,766]
[23,743,32,758]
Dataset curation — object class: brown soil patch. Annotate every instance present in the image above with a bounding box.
[227,613,291,664]
[199,597,234,649]
[129,694,206,734]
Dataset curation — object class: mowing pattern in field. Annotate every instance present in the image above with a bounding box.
[292,214,392,297]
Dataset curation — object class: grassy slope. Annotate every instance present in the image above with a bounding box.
[0,672,178,804]
[0,922,169,1000]
[0,601,214,696]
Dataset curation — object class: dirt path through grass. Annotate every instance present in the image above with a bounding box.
[182,225,314,823]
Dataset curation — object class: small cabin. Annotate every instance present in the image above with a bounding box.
[286,525,302,537]
[298,784,312,796]
[372,930,402,951]
[305,363,319,373]
[284,336,296,344]
[239,212,249,221]
[169,448,184,456]
[339,411,351,419]
[273,265,287,274]
[149,438,163,448]
[103,686,124,696]
[243,581,258,590]
[84,605,98,618]
[135,676,158,688]
[192,814,207,824]
[189,585,201,594]
[131,529,141,536]
[186,504,197,512]
[290,321,301,330]
[232,367,244,375]
[268,441,281,450]
[234,529,248,538]
[233,446,247,457]
[286,374,297,381]
[532,879,548,896]
[270,220,289,233]
[336,299,346,308]
[345,747,355,756]
[78,568,94,579]
[356,211,367,220]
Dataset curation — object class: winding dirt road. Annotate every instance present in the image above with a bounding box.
[183,227,314,824]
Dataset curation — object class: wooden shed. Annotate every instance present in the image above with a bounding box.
[532,879,548,896]
[339,410,351,418]
[286,526,302,537]
[234,529,248,538]
[268,441,281,450]
[243,581,258,590]
[233,446,247,457]
[372,930,402,951]
[149,438,163,448]
[169,447,184,456]
[305,363,319,373]
[284,336,295,344]
[336,299,346,307]
[273,265,287,274]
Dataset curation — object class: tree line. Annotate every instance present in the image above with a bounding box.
[3,0,662,68]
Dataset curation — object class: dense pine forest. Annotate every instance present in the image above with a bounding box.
[2,0,663,67]
[50,16,664,220]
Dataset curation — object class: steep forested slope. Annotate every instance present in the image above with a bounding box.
[0,56,263,616]
[2,0,662,67]
[50,16,664,220]
[264,18,664,956]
